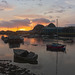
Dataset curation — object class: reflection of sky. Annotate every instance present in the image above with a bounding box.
[0,35,75,75]
[0,0,75,31]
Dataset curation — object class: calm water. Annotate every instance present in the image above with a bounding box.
[0,35,75,75]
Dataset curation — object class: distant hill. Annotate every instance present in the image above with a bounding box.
[33,24,44,31]
[47,23,56,27]
[32,24,44,34]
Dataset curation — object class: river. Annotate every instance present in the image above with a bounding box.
[0,35,75,75]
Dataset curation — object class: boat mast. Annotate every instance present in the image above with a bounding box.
[56,19,58,75]
[56,19,58,43]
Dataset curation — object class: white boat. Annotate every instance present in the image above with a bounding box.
[13,49,38,61]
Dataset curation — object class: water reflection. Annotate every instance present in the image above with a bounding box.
[2,38,24,48]
[8,42,24,48]
[0,35,75,75]
[46,47,66,53]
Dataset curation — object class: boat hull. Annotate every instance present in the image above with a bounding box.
[13,49,38,62]
[46,44,66,52]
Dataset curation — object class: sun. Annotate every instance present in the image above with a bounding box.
[19,28,26,31]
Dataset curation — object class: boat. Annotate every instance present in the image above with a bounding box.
[14,55,38,64]
[47,43,66,52]
[13,49,38,61]
[9,43,20,48]
[8,35,24,43]
[2,35,24,43]
[46,19,66,52]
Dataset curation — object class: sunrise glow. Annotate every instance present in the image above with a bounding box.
[19,28,26,31]
[0,0,74,31]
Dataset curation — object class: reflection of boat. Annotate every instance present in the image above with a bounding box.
[31,44,38,46]
[14,55,38,64]
[13,49,38,62]
[9,43,20,48]
[1,36,8,43]
[64,39,74,43]
[8,41,24,48]
[1,36,5,40]
[46,19,66,52]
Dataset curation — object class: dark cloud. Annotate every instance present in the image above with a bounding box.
[37,3,43,6]
[49,16,53,19]
[45,9,66,14]
[1,0,8,4]
[66,24,75,27]
[56,9,65,13]
[0,19,31,28]
[0,0,13,11]
[32,18,50,24]
[44,4,73,15]
[44,11,53,15]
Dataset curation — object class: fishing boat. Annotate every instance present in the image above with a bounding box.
[13,49,38,61]
[46,19,66,52]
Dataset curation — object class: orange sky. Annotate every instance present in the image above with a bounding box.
[0,26,33,31]
[0,0,75,31]
[0,22,51,31]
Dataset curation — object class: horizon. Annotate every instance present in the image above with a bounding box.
[0,23,75,32]
[0,0,75,31]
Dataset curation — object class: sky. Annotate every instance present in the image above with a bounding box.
[0,0,75,31]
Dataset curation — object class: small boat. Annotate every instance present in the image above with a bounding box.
[14,55,38,64]
[8,35,24,43]
[46,43,66,52]
[2,35,24,43]
[46,19,66,52]
[13,49,38,61]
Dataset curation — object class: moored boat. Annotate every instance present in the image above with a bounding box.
[13,49,38,61]
[46,43,66,52]
[46,19,66,52]
[1,35,24,43]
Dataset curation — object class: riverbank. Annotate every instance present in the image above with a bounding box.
[58,33,75,37]
[0,60,36,75]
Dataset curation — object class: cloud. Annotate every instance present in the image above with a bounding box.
[0,19,31,28]
[50,20,55,23]
[0,18,3,20]
[56,9,65,13]
[65,0,75,5]
[44,4,73,15]
[44,9,65,14]
[66,24,75,27]
[37,3,43,6]
[49,16,53,19]
[16,0,42,1]
[0,0,13,11]
[32,18,50,24]
[15,14,49,19]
